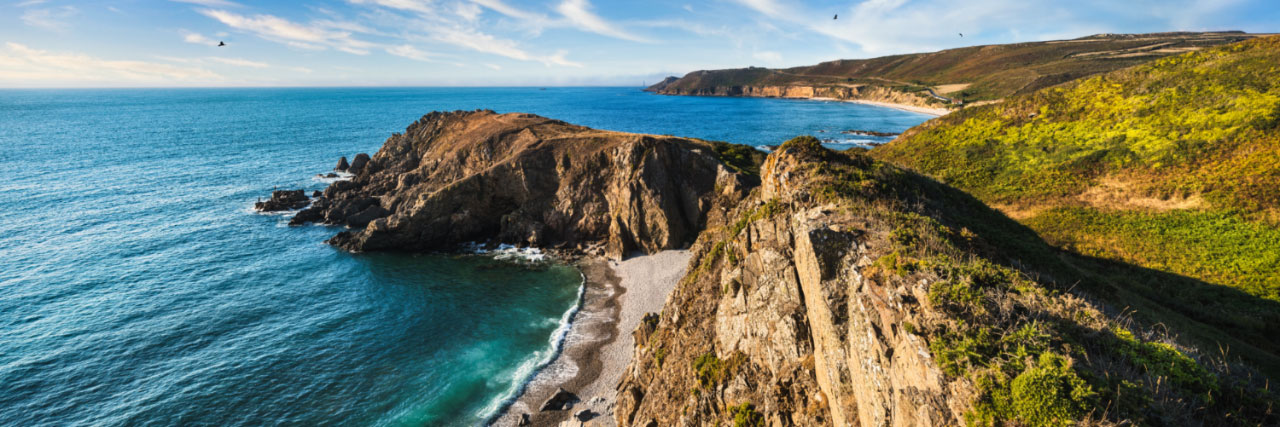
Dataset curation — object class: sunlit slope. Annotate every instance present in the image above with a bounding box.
[875,35,1280,300]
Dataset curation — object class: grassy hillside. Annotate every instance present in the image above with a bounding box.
[873,35,1280,379]
[649,32,1262,105]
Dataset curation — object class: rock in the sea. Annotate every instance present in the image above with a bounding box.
[335,156,350,171]
[292,110,756,259]
[540,387,578,411]
[254,189,309,211]
[347,153,370,175]
[312,190,322,197]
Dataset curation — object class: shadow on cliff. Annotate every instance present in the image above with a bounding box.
[897,170,1280,379]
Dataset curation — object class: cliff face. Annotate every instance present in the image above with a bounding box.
[649,82,940,110]
[615,137,1277,426]
[292,110,753,258]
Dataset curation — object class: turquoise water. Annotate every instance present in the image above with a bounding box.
[0,87,929,426]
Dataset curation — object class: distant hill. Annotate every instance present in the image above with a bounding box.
[647,32,1264,108]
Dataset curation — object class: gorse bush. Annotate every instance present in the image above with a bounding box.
[1010,353,1097,427]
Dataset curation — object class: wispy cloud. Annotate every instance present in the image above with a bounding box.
[385,44,436,61]
[182,31,217,45]
[21,6,77,31]
[0,42,222,84]
[198,9,375,54]
[208,57,269,68]
[555,0,650,42]
[169,0,242,7]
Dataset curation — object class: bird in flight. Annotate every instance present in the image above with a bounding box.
[833,14,838,20]
[959,33,963,37]
[218,41,226,47]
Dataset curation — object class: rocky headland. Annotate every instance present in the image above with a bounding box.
[289,110,754,260]
[265,109,1276,426]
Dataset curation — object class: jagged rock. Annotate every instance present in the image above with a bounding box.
[254,189,309,212]
[293,110,753,259]
[574,409,595,421]
[540,387,578,411]
[312,190,322,197]
[347,153,370,175]
[335,156,350,171]
[516,413,530,426]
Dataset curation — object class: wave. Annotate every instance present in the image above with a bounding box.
[478,266,586,424]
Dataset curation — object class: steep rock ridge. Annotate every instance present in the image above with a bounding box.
[616,137,1278,426]
[292,110,754,258]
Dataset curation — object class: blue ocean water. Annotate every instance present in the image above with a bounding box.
[0,87,930,426]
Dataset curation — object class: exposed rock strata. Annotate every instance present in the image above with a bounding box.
[649,83,940,110]
[291,110,753,259]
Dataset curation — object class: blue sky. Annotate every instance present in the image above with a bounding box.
[1,0,1276,87]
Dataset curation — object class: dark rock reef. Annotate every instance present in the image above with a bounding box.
[291,110,754,259]
[254,189,310,211]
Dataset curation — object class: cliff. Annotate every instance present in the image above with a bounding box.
[615,137,1277,426]
[291,110,758,259]
[647,32,1260,106]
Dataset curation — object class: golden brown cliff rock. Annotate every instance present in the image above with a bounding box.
[292,110,755,259]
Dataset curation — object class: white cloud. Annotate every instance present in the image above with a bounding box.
[169,0,242,7]
[198,9,375,54]
[208,57,269,68]
[386,44,435,61]
[752,50,782,63]
[555,0,650,42]
[21,6,77,31]
[183,31,216,45]
[0,42,222,84]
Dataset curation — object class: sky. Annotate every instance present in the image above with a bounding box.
[0,0,1276,87]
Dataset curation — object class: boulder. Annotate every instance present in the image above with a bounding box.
[540,387,578,411]
[347,153,370,175]
[335,156,350,171]
[574,409,595,421]
[516,413,530,426]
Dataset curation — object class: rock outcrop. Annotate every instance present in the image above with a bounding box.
[651,83,942,110]
[335,156,350,172]
[255,189,310,211]
[347,153,370,175]
[291,110,754,258]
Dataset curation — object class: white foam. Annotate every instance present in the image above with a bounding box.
[479,269,587,423]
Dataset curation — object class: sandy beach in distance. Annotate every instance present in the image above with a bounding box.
[494,251,691,427]
[811,96,951,116]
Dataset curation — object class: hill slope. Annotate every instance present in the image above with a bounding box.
[647,32,1262,108]
[617,137,1277,426]
[873,34,1280,380]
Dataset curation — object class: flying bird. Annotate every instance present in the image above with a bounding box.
[218,41,226,47]
[833,14,838,20]
[959,33,963,37]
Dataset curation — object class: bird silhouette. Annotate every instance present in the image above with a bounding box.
[218,41,226,47]
[833,14,838,20]
[959,33,963,37]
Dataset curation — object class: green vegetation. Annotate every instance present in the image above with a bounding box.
[874,37,1280,388]
[1009,353,1097,427]
[728,402,764,427]
[693,352,722,388]
[711,141,766,175]
[772,138,1278,425]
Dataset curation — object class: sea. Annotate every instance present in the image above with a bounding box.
[0,87,930,426]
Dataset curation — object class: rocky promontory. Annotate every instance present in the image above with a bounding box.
[291,110,756,259]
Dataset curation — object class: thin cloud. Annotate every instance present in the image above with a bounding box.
[21,6,77,31]
[385,44,436,61]
[182,31,217,45]
[0,42,222,84]
[169,0,242,7]
[198,9,375,54]
[555,0,650,42]
[209,57,270,68]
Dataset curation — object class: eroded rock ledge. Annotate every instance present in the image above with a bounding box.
[292,110,754,259]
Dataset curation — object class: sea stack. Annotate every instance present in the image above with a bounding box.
[347,153,370,175]
[335,156,349,171]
